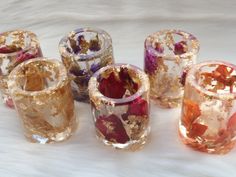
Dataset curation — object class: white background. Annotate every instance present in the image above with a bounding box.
[1,0,236,176]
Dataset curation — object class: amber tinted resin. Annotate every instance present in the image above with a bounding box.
[59,27,114,102]
[144,30,199,108]
[89,64,150,150]
[179,61,236,154]
[0,30,43,108]
[8,58,76,143]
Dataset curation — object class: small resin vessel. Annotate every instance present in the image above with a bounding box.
[144,29,199,108]
[8,58,77,143]
[179,61,236,154]
[0,30,43,108]
[89,64,150,150]
[59,27,114,102]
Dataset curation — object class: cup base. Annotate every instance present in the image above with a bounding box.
[178,126,235,154]
[24,121,78,144]
[96,127,150,151]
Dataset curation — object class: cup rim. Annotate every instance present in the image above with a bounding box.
[0,29,38,57]
[8,57,68,96]
[58,27,112,62]
[187,60,236,99]
[88,63,150,105]
[144,29,200,61]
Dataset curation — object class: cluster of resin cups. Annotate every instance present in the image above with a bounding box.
[0,29,236,154]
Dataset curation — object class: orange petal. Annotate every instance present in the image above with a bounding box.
[188,123,208,138]
[227,112,236,132]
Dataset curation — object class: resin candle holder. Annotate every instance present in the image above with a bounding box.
[59,27,114,102]
[88,64,150,150]
[8,58,77,144]
[0,30,43,108]
[144,29,199,108]
[179,61,236,154]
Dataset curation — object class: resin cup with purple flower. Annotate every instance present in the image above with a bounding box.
[88,64,150,150]
[59,28,114,102]
[144,30,199,108]
[0,30,43,108]
[179,61,236,154]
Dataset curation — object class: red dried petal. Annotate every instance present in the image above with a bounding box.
[183,99,201,129]
[227,112,236,133]
[5,98,14,108]
[16,52,36,63]
[95,114,129,144]
[127,97,148,116]
[174,41,188,55]
[215,129,230,144]
[99,72,126,99]
[0,46,18,54]
[188,123,207,138]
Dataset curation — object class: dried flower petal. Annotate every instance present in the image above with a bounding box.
[154,42,164,53]
[227,112,236,133]
[5,98,14,108]
[95,114,129,144]
[89,34,101,51]
[183,99,201,129]
[90,63,101,73]
[174,41,188,55]
[180,70,187,86]
[0,45,21,54]
[144,50,158,74]
[188,123,208,138]
[127,97,148,116]
[99,72,126,98]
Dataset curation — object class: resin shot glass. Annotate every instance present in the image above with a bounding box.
[0,30,43,108]
[179,61,236,154]
[8,58,77,144]
[59,27,114,103]
[89,64,150,150]
[144,29,199,108]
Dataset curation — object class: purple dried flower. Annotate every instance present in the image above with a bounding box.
[180,70,187,86]
[144,50,158,74]
[154,42,164,53]
[174,41,188,55]
[90,63,100,73]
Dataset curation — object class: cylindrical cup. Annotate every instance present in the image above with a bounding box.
[89,64,150,150]
[144,29,199,108]
[59,27,114,103]
[179,61,236,154]
[8,58,77,143]
[0,30,43,108]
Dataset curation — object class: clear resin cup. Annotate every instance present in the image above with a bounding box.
[8,58,77,144]
[88,64,150,151]
[59,27,114,103]
[144,29,199,108]
[0,30,43,108]
[179,61,236,154]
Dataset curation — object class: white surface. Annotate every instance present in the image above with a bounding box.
[1,0,236,177]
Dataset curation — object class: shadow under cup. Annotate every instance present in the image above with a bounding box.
[8,58,77,144]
